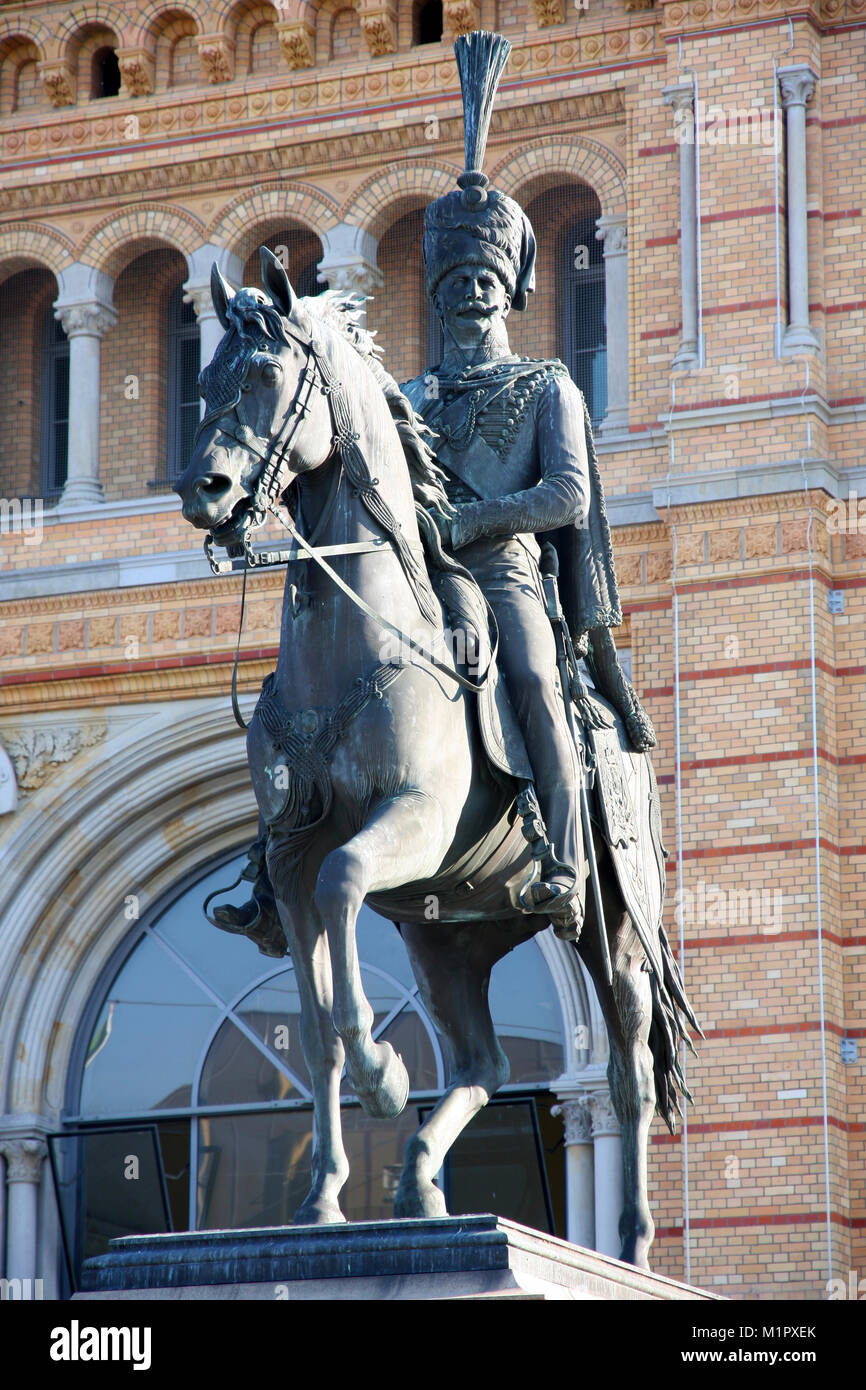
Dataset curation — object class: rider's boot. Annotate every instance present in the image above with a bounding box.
[211,836,288,959]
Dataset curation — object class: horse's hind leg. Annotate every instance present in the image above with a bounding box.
[268,852,349,1225]
[577,863,656,1269]
[314,793,446,1120]
[393,917,532,1220]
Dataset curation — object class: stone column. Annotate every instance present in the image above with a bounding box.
[1,1138,46,1282]
[317,224,383,323]
[552,1094,595,1249]
[778,65,819,355]
[595,214,629,435]
[53,265,117,510]
[183,244,244,413]
[663,83,700,370]
[588,1089,624,1259]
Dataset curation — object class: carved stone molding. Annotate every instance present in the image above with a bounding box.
[552,1097,593,1145]
[359,7,398,57]
[443,0,481,39]
[276,20,316,70]
[778,65,817,111]
[0,742,18,815]
[117,49,155,98]
[0,1139,47,1184]
[39,63,74,109]
[54,301,117,339]
[184,284,215,319]
[198,36,234,84]
[4,723,108,791]
[320,260,383,297]
[596,215,627,256]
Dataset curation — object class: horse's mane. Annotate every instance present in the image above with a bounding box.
[303,291,453,517]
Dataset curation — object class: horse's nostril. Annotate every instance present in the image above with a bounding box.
[197,473,232,498]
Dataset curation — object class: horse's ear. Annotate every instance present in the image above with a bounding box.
[210,261,233,330]
[260,245,302,321]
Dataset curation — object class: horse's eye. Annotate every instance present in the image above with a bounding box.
[261,362,281,388]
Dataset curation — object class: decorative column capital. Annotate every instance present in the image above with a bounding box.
[359,4,398,57]
[1,1139,47,1184]
[596,214,627,257]
[443,0,482,40]
[552,1096,593,1145]
[778,64,818,111]
[587,1088,621,1138]
[55,301,117,339]
[197,34,234,84]
[318,223,383,300]
[530,0,566,26]
[663,81,695,119]
[117,47,155,97]
[276,20,316,70]
[39,61,75,108]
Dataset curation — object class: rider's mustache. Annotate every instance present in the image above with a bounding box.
[454,300,496,317]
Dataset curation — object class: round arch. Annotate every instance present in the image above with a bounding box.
[0,222,75,286]
[0,20,53,64]
[51,4,136,57]
[75,203,205,276]
[489,138,627,220]
[343,161,461,239]
[206,183,339,265]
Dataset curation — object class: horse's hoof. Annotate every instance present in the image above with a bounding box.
[619,1240,652,1271]
[293,1200,347,1227]
[351,1041,409,1119]
[393,1179,448,1220]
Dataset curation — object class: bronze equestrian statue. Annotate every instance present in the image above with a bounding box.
[174,31,699,1270]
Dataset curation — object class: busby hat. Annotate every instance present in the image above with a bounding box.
[424,32,536,311]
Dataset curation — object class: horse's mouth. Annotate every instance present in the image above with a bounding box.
[209,496,257,548]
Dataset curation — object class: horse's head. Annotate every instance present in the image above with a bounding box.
[174,247,335,547]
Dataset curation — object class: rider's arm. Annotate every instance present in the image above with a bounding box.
[447,375,590,550]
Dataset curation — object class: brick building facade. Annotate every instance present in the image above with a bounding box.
[0,0,863,1300]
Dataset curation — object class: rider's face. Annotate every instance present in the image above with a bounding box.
[434,264,511,344]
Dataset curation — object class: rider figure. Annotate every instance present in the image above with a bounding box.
[213,31,654,947]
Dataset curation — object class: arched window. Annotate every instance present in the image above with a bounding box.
[562,213,607,425]
[415,0,443,44]
[58,851,567,1284]
[296,258,324,298]
[40,307,69,498]
[166,284,200,481]
[91,46,121,99]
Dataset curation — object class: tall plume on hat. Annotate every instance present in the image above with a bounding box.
[422,31,536,311]
[455,30,511,208]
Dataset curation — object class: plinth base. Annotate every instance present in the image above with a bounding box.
[76,1215,720,1301]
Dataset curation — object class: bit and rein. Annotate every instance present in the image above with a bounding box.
[200,317,494,727]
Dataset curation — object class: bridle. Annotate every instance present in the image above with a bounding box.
[198,310,495,726]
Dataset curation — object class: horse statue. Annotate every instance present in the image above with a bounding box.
[174,247,700,1270]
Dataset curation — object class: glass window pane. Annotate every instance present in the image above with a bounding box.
[79,943,220,1115]
[198,1019,303,1106]
[150,855,271,1004]
[489,937,565,1084]
[340,1106,421,1222]
[197,1111,313,1229]
[377,1008,439,1093]
[445,1099,553,1233]
[356,906,418,990]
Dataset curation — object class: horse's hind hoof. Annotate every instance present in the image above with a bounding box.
[294,1200,347,1227]
[352,1041,409,1120]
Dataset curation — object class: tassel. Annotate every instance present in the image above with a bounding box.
[454,31,511,205]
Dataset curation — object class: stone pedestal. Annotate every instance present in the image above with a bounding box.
[76,1216,719,1302]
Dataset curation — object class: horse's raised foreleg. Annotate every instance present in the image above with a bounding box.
[393,918,532,1220]
[314,793,445,1120]
[267,854,350,1225]
[577,860,656,1269]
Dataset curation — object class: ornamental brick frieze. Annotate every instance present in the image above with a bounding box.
[659,0,837,32]
[0,31,635,173]
[658,490,838,525]
[3,722,107,791]
[0,89,624,216]
[0,660,278,717]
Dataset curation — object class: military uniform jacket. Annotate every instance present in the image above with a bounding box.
[402,356,622,640]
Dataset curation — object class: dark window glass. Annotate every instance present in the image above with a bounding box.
[416,0,443,44]
[92,46,121,99]
[166,283,201,481]
[297,258,324,298]
[40,308,69,497]
[562,213,607,426]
